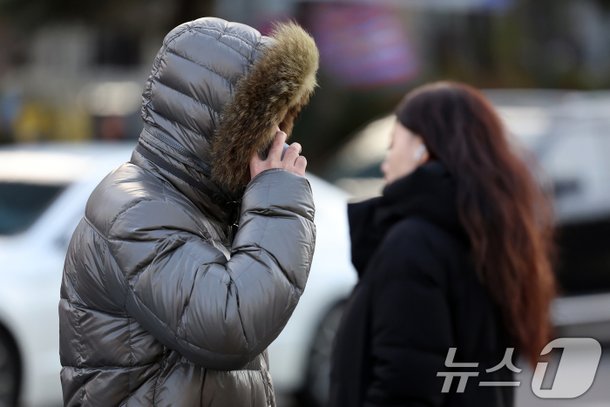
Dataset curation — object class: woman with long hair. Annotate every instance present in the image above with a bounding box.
[329,81,557,406]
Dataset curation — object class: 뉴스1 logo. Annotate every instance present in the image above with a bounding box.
[532,338,602,399]
[437,337,602,399]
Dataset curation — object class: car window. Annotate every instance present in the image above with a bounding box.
[556,219,610,296]
[0,182,67,235]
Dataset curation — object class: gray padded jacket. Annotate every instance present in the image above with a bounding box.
[59,17,319,406]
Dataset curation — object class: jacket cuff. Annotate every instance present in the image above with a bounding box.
[242,169,314,221]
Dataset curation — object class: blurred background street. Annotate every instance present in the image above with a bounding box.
[1,0,610,406]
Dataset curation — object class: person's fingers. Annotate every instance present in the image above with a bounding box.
[250,130,309,179]
[250,149,262,166]
[267,131,287,162]
[294,155,307,175]
[249,151,263,179]
[282,142,302,166]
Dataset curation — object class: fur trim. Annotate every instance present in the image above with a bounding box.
[211,22,319,195]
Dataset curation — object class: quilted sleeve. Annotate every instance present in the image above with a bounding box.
[109,169,315,370]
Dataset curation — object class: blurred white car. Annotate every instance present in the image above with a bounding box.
[0,143,356,406]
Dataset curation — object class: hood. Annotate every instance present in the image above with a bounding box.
[135,17,319,206]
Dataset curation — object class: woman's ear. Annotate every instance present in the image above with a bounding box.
[413,143,429,163]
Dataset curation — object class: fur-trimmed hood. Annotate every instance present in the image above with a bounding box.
[137,17,319,201]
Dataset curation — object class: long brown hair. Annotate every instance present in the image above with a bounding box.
[396,81,556,366]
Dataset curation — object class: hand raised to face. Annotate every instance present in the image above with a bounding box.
[250,129,307,179]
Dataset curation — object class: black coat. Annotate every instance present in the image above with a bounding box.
[329,161,516,407]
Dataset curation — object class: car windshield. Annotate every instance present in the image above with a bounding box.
[0,182,66,235]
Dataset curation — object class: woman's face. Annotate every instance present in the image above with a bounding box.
[381,121,429,184]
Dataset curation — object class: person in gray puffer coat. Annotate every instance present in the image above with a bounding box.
[58,17,319,406]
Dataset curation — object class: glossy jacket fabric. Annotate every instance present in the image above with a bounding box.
[59,17,318,406]
[329,161,515,407]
